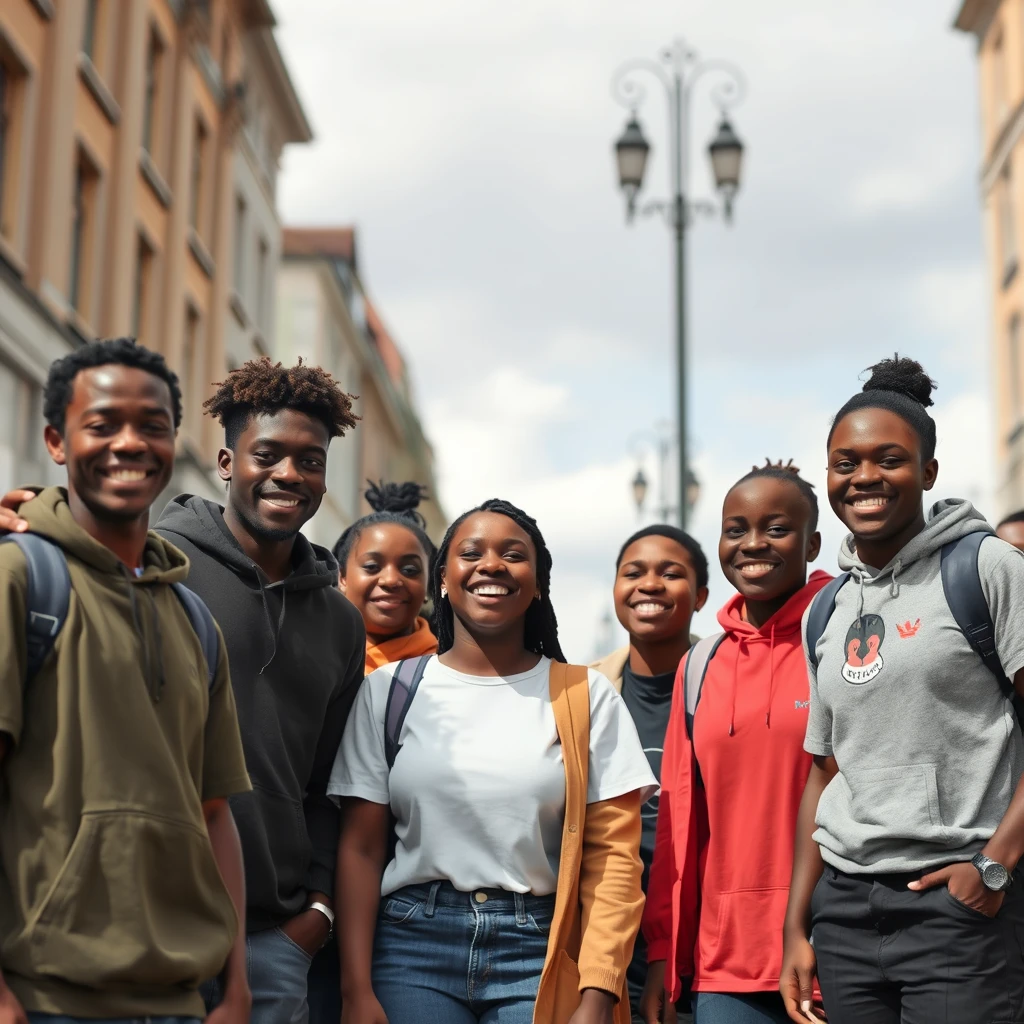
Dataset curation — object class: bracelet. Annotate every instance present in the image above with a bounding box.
[309,900,335,935]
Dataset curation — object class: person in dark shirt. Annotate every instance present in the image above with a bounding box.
[592,524,709,1023]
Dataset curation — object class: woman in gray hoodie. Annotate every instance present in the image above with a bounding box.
[780,356,1024,1024]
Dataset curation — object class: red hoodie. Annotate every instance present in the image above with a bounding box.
[643,570,831,999]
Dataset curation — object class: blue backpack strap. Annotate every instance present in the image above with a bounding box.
[384,654,432,769]
[172,583,219,692]
[940,533,1015,703]
[805,573,852,673]
[683,633,726,739]
[0,534,71,684]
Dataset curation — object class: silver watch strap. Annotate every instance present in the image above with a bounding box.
[309,900,335,929]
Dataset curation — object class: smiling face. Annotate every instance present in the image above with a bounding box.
[45,364,176,523]
[827,407,937,560]
[441,511,540,642]
[218,408,329,542]
[720,477,821,604]
[340,522,429,642]
[614,535,707,644]
[997,519,1024,552]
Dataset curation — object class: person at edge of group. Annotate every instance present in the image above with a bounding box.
[641,461,830,1024]
[301,480,440,1024]
[336,479,439,672]
[997,509,1024,552]
[591,525,709,1024]
[0,356,368,1024]
[0,339,252,1024]
[330,498,658,1024]
[780,356,1024,1024]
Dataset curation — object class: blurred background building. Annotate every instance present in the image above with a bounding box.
[957,0,1024,517]
[0,0,441,541]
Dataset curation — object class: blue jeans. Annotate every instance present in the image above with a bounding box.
[373,881,554,1024]
[692,991,789,1024]
[27,1018,198,1024]
[202,926,312,1024]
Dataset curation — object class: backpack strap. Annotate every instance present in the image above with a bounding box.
[805,572,852,673]
[171,582,220,692]
[0,534,71,683]
[384,654,432,769]
[683,633,726,739]
[940,533,1015,702]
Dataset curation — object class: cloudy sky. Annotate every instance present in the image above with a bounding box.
[276,0,992,659]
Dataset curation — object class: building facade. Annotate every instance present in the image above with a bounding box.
[957,0,1024,516]
[0,0,308,503]
[277,227,445,550]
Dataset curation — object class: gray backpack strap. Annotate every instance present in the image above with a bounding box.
[0,534,71,684]
[384,655,432,769]
[683,633,726,739]
[172,583,219,691]
[805,572,851,673]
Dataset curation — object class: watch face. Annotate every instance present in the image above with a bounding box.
[983,861,1010,890]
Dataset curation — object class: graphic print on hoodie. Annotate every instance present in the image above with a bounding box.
[156,495,366,930]
[642,570,831,998]
[804,499,1024,876]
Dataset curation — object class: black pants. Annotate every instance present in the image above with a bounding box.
[812,865,1024,1024]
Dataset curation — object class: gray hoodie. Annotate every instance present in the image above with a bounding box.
[804,499,1024,874]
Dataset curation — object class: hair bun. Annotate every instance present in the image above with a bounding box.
[862,355,936,408]
[365,480,427,517]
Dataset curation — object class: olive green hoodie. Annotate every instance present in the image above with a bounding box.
[0,488,251,1019]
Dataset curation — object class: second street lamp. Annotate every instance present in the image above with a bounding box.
[611,39,747,529]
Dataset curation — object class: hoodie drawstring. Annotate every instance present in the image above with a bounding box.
[728,625,780,736]
[124,571,165,703]
[766,624,777,729]
[890,559,903,599]
[729,637,742,736]
[257,574,288,675]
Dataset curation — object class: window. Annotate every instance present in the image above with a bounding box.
[257,236,269,329]
[994,30,1009,124]
[0,63,7,222]
[132,235,154,340]
[233,194,246,296]
[82,0,99,60]
[1011,315,1022,428]
[141,28,164,158]
[182,305,201,416]
[189,117,207,233]
[0,48,28,242]
[1001,162,1019,282]
[69,149,99,317]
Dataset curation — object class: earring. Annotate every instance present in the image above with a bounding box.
[440,586,448,599]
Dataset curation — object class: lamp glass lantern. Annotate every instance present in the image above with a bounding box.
[615,114,651,214]
[631,467,649,512]
[708,117,744,218]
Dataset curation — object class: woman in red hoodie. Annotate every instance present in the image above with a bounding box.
[640,462,830,1024]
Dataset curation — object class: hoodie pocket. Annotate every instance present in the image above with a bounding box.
[30,810,236,988]
[700,887,789,981]
[844,764,943,841]
[232,785,311,905]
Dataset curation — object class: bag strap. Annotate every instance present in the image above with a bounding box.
[805,572,852,673]
[171,582,220,692]
[683,633,726,739]
[384,654,433,769]
[940,533,1014,702]
[0,534,71,684]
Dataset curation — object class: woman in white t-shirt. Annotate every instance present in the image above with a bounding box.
[330,499,657,1024]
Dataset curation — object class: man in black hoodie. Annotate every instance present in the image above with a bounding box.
[155,358,366,1024]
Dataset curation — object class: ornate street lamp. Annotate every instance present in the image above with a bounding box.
[615,115,651,220]
[708,117,744,221]
[631,466,649,515]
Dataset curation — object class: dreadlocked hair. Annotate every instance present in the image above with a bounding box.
[729,458,820,531]
[333,480,437,575]
[431,498,566,662]
[44,337,182,433]
[204,357,358,448]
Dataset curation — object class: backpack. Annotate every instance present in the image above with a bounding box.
[0,532,220,690]
[681,531,1023,738]
[383,654,433,769]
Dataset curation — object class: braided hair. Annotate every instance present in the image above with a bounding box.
[204,357,358,448]
[829,355,937,461]
[333,481,437,576]
[431,498,566,662]
[728,458,820,531]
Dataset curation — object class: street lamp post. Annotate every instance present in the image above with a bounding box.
[611,40,746,529]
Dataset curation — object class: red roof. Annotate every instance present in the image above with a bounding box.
[282,227,355,265]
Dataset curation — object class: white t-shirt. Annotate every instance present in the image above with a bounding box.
[328,655,657,896]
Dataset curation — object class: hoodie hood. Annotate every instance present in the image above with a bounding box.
[155,494,339,673]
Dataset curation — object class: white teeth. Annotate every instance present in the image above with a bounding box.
[853,497,889,508]
[263,497,299,508]
[109,469,147,482]
[634,602,668,613]
[739,563,776,577]
[474,585,510,596]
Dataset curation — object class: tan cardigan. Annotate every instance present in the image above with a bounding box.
[534,663,645,1024]
[591,638,701,694]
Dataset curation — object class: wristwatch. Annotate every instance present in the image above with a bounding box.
[972,853,1014,892]
[309,900,335,937]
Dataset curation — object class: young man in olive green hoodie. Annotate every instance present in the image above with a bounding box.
[0,340,251,1024]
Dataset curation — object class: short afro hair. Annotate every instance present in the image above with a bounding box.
[615,525,710,591]
[204,357,359,449]
[43,337,182,434]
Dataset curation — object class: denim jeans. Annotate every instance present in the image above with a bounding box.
[691,991,789,1024]
[373,881,555,1024]
[27,1017,199,1024]
[202,925,312,1024]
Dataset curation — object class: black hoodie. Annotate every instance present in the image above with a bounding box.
[155,495,365,931]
